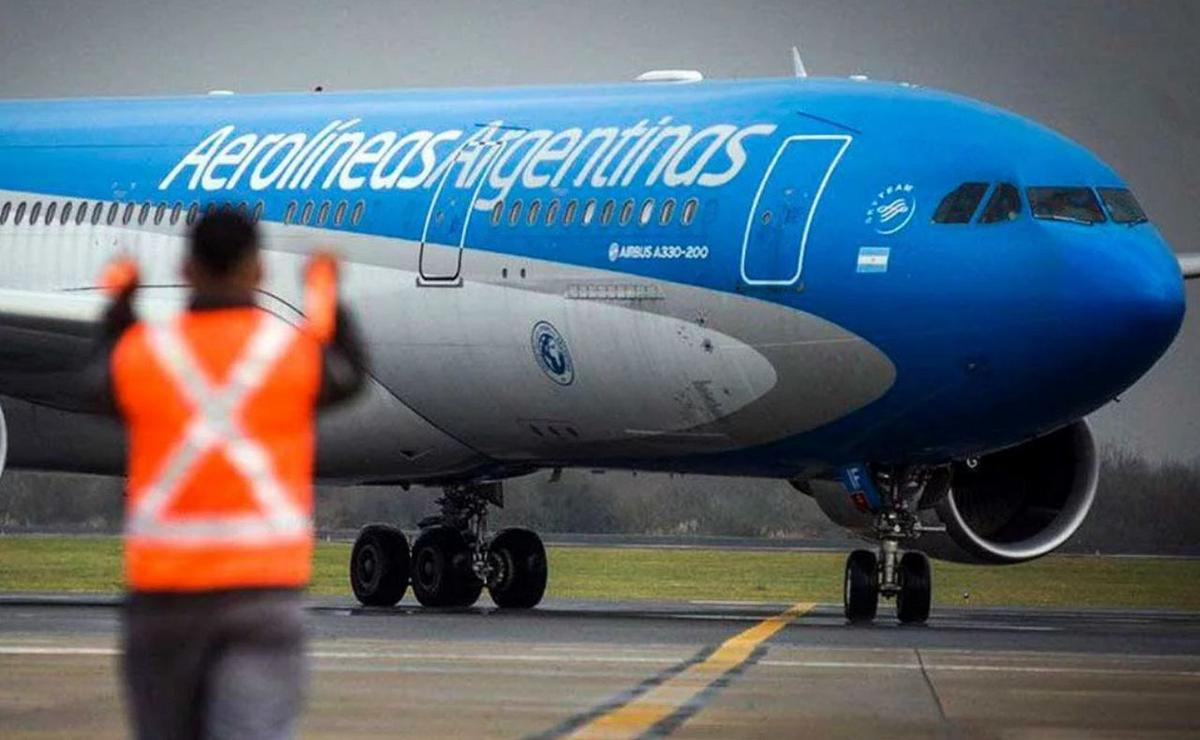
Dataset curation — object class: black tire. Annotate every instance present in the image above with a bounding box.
[896,551,932,625]
[410,526,482,608]
[350,524,410,607]
[487,528,548,609]
[844,549,879,623]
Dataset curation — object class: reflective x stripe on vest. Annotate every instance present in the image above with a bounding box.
[125,313,311,544]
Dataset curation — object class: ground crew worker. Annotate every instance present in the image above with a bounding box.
[95,209,367,739]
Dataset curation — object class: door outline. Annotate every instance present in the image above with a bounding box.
[739,134,853,286]
[418,137,507,285]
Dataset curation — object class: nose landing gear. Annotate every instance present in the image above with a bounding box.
[348,481,548,610]
[842,468,937,625]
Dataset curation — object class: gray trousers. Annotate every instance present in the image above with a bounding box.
[121,589,307,740]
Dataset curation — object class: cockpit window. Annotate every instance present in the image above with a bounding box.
[933,182,988,224]
[1096,187,1148,225]
[979,183,1022,224]
[1026,187,1106,225]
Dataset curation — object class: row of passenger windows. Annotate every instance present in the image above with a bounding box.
[488,196,700,229]
[933,182,1147,226]
[284,199,366,227]
[0,198,369,229]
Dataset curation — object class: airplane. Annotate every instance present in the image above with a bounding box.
[0,69,1196,624]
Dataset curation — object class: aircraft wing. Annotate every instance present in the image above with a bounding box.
[1181,253,1200,280]
[0,287,308,410]
[0,288,112,410]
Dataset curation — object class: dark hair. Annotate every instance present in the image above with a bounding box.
[189,208,259,277]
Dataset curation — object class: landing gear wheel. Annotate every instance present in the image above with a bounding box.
[411,526,482,608]
[350,524,410,606]
[487,528,548,609]
[844,549,879,623]
[896,551,931,624]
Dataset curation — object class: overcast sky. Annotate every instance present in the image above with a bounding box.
[1,0,1196,460]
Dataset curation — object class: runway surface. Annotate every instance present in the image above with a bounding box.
[2,595,1199,738]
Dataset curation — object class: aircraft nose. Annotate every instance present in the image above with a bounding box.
[1066,229,1185,391]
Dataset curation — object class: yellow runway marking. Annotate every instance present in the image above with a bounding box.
[565,601,815,739]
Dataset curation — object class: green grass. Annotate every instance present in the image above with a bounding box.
[2,535,1198,610]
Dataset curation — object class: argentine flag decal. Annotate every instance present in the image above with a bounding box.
[856,247,891,274]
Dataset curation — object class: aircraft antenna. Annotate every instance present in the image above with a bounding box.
[634,70,703,84]
[792,46,808,78]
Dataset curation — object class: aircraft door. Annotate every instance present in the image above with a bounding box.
[418,138,505,284]
[740,135,852,285]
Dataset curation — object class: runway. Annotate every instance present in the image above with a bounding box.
[2,596,1199,738]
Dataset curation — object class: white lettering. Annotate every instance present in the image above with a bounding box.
[159,125,234,190]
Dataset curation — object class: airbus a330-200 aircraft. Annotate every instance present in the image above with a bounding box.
[0,69,1196,623]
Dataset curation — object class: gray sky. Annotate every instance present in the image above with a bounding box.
[1,0,1196,460]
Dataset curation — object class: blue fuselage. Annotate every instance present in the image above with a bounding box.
[0,77,1186,479]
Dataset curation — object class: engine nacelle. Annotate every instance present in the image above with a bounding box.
[803,420,1099,565]
[0,402,7,481]
[922,421,1098,564]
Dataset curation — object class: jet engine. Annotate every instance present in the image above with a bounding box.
[804,420,1099,565]
[0,402,8,481]
[924,420,1098,564]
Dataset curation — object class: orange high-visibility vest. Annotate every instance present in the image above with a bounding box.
[113,308,323,592]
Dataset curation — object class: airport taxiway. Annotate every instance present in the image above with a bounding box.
[2,595,1199,737]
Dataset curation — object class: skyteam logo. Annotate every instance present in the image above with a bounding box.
[865,183,917,235]
[531,321,574,386]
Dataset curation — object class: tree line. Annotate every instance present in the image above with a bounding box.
[1,446,1196,554]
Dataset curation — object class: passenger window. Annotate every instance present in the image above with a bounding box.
[91,203,103,225]
[107,203,119,225]
[138,202,151,225]
[600,199,615,225]
[527,199,541,225]
[300,201,314,225]
[30,202,43,225]
[582,199,597,225]
[44,202,56,225]
[15,202,27,225]
[316,201,330,226]
[61,202,74,225]
[979,183,1022,224]
[681,197,699,226]
[933,182,988,224]
[638,198,654,226]
[0,202,9,225]
[170,202,182,225]
[545,198,559,226]
[284,201,297,225]
[491,200,504,226]
[563,199,577,226]
[508,200,523,225]
[186,202,199,225]
[253,201,264,223]
[1097,187,1148,225]
[1027,187,1106,225]
[659,198,676,225]
[154,203,166,225]
[619,198,634,226]
[334,201,346,226]
[351,200,365,225]
[75,202,87,226]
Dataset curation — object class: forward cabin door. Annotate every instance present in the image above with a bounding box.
[739,134,852,286]
[418,137,506,285]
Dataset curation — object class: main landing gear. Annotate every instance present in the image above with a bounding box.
[843,468,938,625]
[349,482,548,610]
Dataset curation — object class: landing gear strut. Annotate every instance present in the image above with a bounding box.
[348,481,548,610]
[842,468,936,625]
